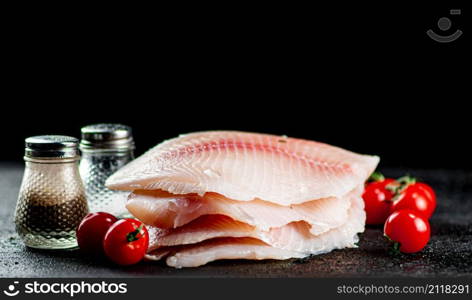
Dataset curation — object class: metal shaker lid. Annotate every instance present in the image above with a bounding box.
[25,135,80,158]
[79,123,134,150]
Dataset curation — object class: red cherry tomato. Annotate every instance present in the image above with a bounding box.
[416,182,436,203]
[390,182,436,219]
[76,212,118,255]
[362,178,396,225]
[384,209,430,253]
[103,218,149,266]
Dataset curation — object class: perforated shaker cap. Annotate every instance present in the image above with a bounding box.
[25,135,80,158]
[79,123,134,150]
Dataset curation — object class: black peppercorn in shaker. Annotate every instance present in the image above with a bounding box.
[14,136,89,249]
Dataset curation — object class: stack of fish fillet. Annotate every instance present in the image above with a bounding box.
[106,131,379,268]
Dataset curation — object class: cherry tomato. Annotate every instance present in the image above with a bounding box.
[416,182,436,203]
[363,178,396,225]
[390,181,436,219]
[76,212,118,255]
[103,218,149,266]
[384,209,430,253]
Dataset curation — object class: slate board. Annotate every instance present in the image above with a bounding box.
[1,162,471,278]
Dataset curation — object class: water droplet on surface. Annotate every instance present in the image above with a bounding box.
[203,169,221,178]
[299,184,308,193]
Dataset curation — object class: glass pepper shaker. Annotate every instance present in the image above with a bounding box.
[14,135,89,249]
[79,124,135,215]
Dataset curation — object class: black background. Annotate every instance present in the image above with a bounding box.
[1,3,469,169]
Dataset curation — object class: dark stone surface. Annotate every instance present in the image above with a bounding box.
[1,162,471,278]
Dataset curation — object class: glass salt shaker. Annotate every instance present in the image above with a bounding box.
[14,136,89,249]
[79,124,135,215]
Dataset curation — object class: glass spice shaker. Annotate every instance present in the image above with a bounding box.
[14,136,89,249]
[79,124,135,216]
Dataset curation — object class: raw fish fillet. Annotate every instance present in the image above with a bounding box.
[146,215,255,250]
[106,131,379,205]
[146,194,365,267]
[105,131,379,267]
[146,237,305,268]
[126,188,356,235]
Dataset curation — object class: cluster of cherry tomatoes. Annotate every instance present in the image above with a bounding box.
[362,172,436,253]
[76,212,149,265]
